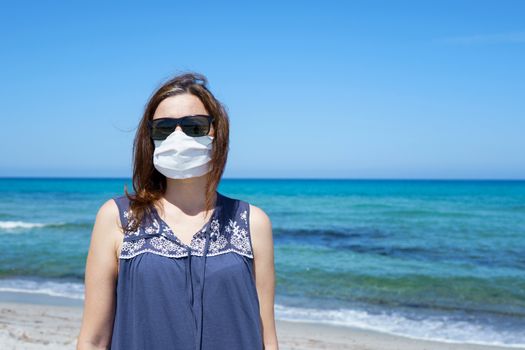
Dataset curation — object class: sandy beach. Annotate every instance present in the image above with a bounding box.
[0,291,521,350]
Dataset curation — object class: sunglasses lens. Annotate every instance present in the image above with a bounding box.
[181,116,211,137]
[150,119,177,140]
[150,116,212,140]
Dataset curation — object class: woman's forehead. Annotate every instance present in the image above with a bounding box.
[153,94,207,118]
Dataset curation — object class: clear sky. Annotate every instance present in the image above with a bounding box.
[1,0,523,179]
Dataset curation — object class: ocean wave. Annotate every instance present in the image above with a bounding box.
[0,278,84,300]
[0,221,49,230]
[275,304,525,348]
[0,220,92,231]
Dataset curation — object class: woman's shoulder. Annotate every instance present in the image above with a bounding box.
[110,194,131,210]
[219,192,252,210]
[108,194,135,229]
[219,192,271,232]
[219,193,273,260]
[97,196,123,222]
[88,196,126,260]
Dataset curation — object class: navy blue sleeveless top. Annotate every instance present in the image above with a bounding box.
[109,191,263,350]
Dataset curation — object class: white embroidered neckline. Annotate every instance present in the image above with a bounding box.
[119,198,252,260]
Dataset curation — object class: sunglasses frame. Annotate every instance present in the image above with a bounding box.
[147,114,215,140]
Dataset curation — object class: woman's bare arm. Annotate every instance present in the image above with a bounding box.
[250,204,279,350]
[76,199,122,350]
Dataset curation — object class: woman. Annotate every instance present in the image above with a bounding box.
[77,72,279,350]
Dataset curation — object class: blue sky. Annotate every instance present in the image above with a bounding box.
[0,0,523,179]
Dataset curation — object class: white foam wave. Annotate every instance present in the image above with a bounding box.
[0,278,84,300]
[275,304,525,348]
[0,220,49,230]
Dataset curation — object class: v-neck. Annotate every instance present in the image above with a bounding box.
[150,191,222,249]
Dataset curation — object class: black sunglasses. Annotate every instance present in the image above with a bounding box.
[147,115,215,140]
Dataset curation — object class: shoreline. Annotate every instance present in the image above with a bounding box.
[0,291,523,350]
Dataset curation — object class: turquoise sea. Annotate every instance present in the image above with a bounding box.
[0,178,524,347]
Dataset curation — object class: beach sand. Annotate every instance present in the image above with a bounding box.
[0,291,521,350]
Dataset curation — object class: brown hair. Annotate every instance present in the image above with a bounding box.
[121,71,230,233]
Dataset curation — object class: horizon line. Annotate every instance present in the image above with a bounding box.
[0,176,524,181]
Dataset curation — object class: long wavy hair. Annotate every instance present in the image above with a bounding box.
[121,71,230,233]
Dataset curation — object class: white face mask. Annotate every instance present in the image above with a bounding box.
[152,129,214,179]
